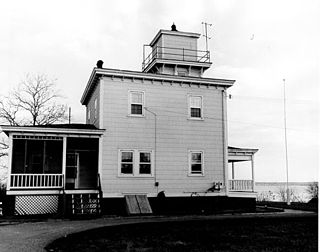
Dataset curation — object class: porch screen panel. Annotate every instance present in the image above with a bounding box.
[45,140,63,173]
[11,138,63,174]
[12,140,26,173]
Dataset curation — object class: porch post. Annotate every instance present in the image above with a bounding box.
[6,134,13,191]
[222,90,229,195]
[231,162,235,180]
[251,155,255,192]
[62,137,67,189]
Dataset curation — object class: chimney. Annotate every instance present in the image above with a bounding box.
[171,23,177,31]
[96,60,104,68]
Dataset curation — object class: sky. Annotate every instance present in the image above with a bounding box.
[0,0,318,182]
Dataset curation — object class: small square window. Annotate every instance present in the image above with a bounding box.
[129,91,144,116]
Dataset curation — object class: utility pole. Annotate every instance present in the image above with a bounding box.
[201,22,212,52]
[283,79,290,205]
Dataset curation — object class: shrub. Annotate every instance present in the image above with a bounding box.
[306,182,318,200]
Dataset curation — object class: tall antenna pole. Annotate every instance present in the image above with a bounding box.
[201,22,212,52]
[283,79,290,205]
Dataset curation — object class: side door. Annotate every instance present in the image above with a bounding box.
[66,153,79,189]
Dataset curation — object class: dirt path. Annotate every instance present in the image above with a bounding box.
[0,210,316,252]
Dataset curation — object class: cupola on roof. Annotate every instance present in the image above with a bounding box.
[142,24,212,77]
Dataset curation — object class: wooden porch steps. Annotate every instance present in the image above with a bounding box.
[71,193,101,216]
[125,195,152,215]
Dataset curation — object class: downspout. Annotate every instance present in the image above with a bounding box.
[222,89,229,196]
[144,107,158,194]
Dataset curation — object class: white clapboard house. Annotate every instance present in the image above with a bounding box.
[1,25,258,216]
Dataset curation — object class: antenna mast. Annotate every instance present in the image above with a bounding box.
[283,79,290,205]
[201,22,212,52]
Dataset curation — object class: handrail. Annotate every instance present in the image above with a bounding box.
[10,174,63,189]
[142,45,211,70]
[229,179,254,192]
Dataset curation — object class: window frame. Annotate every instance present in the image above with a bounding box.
[188,150,204,176]
[188,95,203,120]
[119,150,135,176]
[118,149,154,177]
[87,108,91,122]
[94,98,98,119]
[138,151,152,175]
[128,91,145,117]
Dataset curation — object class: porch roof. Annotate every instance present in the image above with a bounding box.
[228,146,258,162]
[0,124,105,137]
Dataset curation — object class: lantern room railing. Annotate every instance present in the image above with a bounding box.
[142,46,210,70]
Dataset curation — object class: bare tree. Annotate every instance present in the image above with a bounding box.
[0,74,68,126]
[0,141,8,158]
[0,74,68,182]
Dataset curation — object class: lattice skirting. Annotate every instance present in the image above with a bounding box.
[15,195,59,215]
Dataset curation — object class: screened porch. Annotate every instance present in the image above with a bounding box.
[1,125,104,192]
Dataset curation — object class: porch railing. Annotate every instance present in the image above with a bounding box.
[229,180,254,192]
[10,174,64,189]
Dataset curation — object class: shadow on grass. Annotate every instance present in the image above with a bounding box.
[46,215,318,252]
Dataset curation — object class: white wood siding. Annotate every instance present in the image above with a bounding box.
[162,34,198,61]
[100,77,226,196]
[86,82,100,128]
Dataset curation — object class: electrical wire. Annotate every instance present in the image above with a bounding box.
[145,106,317,133]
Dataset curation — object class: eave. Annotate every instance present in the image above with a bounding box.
[81,67,236,105]
[0,125,105,137]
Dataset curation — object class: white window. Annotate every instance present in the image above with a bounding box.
[129,91,144,116]
[94,98,98,119]
[189,151,204,176]
[189,95,203,119]
[118,149,153,177]
[139,152,151,174]
[120,151,134,175]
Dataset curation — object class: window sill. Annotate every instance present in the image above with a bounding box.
[118,174,154,178]
[188,173,205,177]
[188,117,204,121]
[127,114,145,118]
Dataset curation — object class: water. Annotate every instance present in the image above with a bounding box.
[255,182,315,203]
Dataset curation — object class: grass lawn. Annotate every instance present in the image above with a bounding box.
[46,215,318,252]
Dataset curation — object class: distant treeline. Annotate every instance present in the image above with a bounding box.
[256,182,317,187]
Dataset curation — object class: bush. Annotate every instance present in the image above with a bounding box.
[277,186,304,203]
[306,182,318,200]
